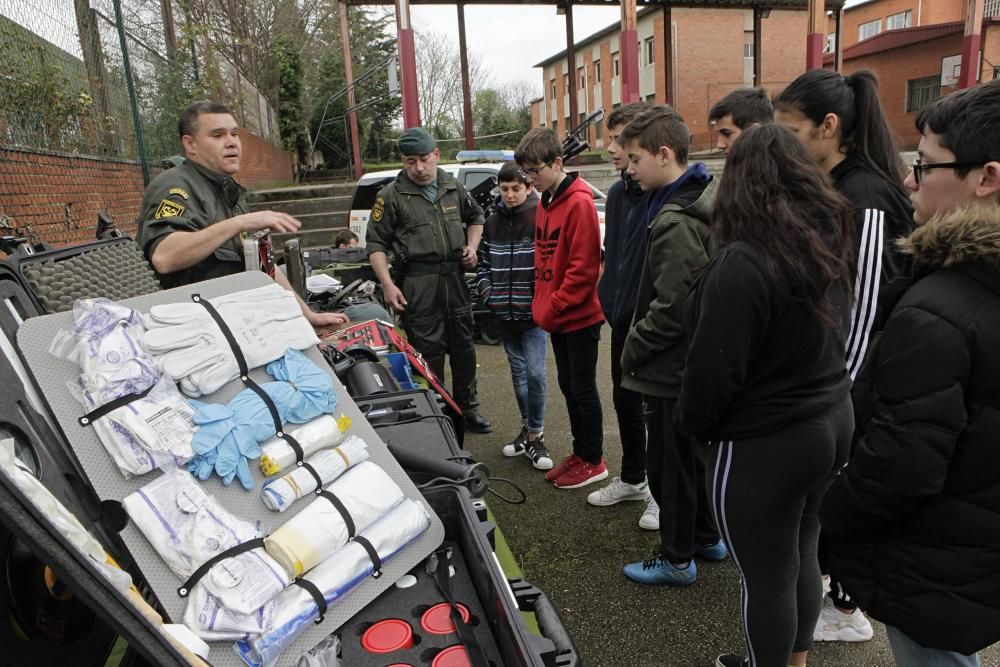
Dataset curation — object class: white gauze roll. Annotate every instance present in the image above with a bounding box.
[263,461,404,578]
[236,499,431,667]
[261,436,369,512]
[258,415,351,477]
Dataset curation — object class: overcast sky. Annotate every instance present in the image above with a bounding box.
[410,4,622,92]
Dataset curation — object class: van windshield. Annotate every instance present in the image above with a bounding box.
[350,177,394,211]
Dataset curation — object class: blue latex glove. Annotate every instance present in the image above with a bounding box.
[188,350,337,489]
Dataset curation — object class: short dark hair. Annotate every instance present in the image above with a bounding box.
[617,105,690,164]
[709,87,773,128]
[178,101,234,140]
[607,102,651,131]
[334,229,359,247]
[498,161,530,185]
[514,128,561,166]
[916,79,1000,173]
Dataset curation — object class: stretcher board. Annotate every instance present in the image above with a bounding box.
[16,271,444,667]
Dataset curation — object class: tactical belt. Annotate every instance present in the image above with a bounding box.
[404,261,460,276]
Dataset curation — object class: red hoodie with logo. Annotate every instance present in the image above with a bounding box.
[532,174,605,333]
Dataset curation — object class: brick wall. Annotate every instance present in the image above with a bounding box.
[0,129,293,247]
[827,0,963,49]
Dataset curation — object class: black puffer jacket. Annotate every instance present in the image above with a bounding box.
[821,205,1000,655]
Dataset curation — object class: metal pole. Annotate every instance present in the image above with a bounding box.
[458,3,475,150]
[806,0,826,69]
[565,1,579,134]
[753,7,763,86]
[395,0,421,128]
[662,5,673,105]
[620,0,640,103]
[835,8,844,72]
[958,0,985,88]
[111,0,149,185]
[339,0,363,179]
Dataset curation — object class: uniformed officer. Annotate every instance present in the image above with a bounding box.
[136,100,345,327]
[366,128,493,433]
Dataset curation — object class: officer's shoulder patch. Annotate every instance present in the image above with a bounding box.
[372,197,385,222]
[168,187,189,200]
[154,199,185,219]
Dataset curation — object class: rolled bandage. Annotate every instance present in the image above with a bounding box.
[264,461,404,578]
[258,414,352,477]
[235,499,431,667]
[261,436,370,512]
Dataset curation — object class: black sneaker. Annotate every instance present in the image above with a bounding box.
[715,655,748,667]
[502,427,527,457]
[465,412,493,434]
[524,434,553,470]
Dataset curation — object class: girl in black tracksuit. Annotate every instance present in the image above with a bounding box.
[677,125,856,667]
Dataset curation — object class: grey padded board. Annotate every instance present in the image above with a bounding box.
[16,271,444,667]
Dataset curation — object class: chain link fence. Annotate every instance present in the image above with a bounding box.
[0,0,284,247]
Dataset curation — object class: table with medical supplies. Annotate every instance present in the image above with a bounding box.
[16,272,444,667]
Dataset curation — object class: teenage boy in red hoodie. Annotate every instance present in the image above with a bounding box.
[514,128,608,489]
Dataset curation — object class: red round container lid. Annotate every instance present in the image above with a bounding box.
[421,603,471,635]
[361,619,413,653]
[432,645,472,667]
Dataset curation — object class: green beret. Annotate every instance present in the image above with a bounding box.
[398,127,436,156]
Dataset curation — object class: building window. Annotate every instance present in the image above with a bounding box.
[562,73,568,90]
[594,60,601,82]
[645,93,656,102]
[579,67,586,88]
[858,18,882,41]
[644,38,655,66]
[825,32,835,53]
[552,120,558,133]
[993,65,1000,79]
[987,0,1000,17]
[743,31,754,59]
[887,10,912,30]
[550,79,556,98]
[906,75,942,113]
[565,117,571,133]
[613,54,620,77]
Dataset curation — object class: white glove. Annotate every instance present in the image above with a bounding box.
[142,285,319,396]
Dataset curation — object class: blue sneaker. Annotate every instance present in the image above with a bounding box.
[695,540,729,562]
[623,554,697,585]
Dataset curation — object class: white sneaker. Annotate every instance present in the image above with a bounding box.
[813,595,874,642]
[638,497,660,531]
[587,477,651,507]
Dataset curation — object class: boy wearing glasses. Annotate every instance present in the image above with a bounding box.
[513,128,607,489]
[822,79,1000,667]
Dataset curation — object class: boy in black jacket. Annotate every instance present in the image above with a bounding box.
[476,162,552,470]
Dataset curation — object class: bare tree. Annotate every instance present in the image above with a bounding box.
[415,29,491,137]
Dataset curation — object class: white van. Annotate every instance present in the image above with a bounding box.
[348,162,606,247]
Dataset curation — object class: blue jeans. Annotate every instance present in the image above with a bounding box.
[886,626,981,667]
[500,326,547,434]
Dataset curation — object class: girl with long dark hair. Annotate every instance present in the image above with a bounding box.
[677,124,856,667]
[775,68,914,644]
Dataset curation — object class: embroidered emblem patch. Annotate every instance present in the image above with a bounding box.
[372,197,385,222]
[169,187,190,200]
[154,199,185,219]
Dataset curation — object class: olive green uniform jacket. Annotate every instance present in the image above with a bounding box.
[365,168,484,412]
[135,159,248,288]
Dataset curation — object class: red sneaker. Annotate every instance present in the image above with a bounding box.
[545,454,582,482]
[554,459,609,490]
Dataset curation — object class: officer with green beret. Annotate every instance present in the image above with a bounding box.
[366,127,493,433]
[136,100,346,327]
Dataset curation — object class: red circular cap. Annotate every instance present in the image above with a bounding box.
[421,603,471,635]
[385,664,413,667]
[361,619,414,653]
[432,645,472,667]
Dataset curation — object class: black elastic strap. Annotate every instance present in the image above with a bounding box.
[177,537,266,597]
[429,548,489,667]
[293,578,328,623]
[317,490,355,539]
[191,294,249,377]
[191,293,305,462]
[79,384,155,425]
[302,461,323,491]
[352,535,382,578]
